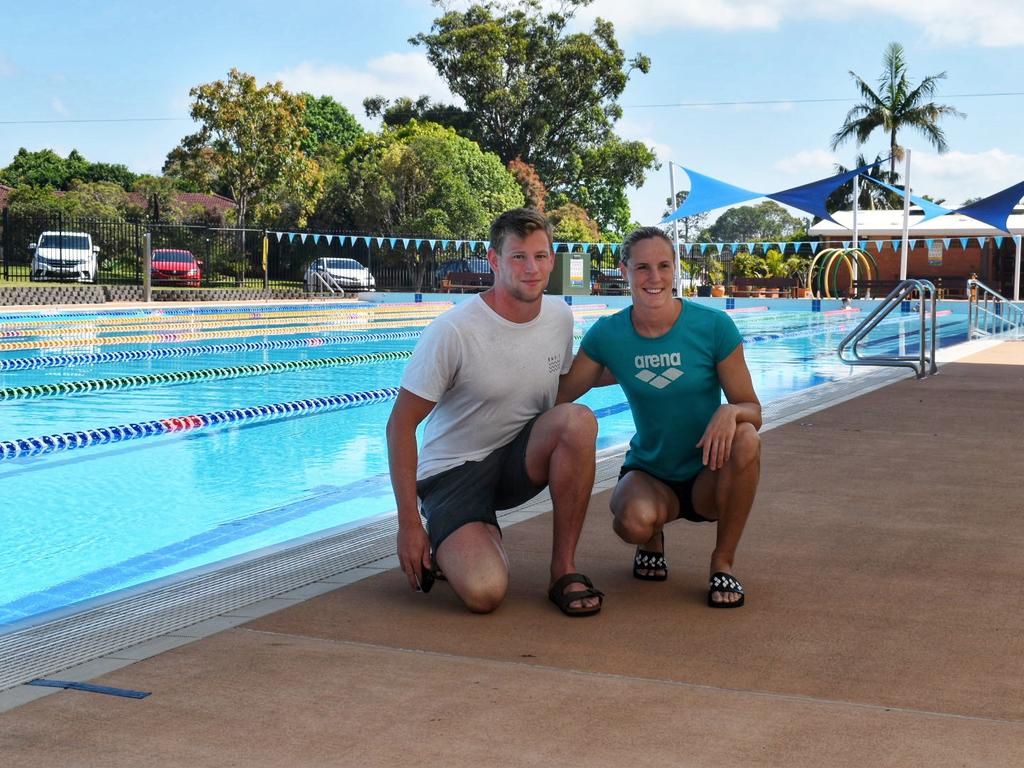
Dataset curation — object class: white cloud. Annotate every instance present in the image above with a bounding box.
[773,149,838,177]
[582,0,1024,46]
[50,98,68,116]
[910,148,1024,206]
[581,0,781,34]
[274,53,457,128]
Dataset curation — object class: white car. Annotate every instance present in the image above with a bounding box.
[30,231,100,283]
[304,257,375,292]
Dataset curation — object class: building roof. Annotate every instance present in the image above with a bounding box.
[810,207,1024,237]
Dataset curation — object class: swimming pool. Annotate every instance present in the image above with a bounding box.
[0,296,969,629]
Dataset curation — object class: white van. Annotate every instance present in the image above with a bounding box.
[29,231,99,283]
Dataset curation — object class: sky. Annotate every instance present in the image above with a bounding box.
[2,0,1024,231]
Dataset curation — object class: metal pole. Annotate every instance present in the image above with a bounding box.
[852,174,860,295]
[143,232,152,303]
[899,149,911,280]
[669,162,682,295]
[1014,235,1021,302]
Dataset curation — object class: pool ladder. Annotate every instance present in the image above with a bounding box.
[967,278,1024,340]
[837,279,938,379]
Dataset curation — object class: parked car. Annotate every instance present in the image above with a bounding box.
[434,257,491,281]
[304,257,376,292]
[29,231,99,283]
[151,248,202,286]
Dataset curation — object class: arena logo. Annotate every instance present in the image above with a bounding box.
[633,351,683,390]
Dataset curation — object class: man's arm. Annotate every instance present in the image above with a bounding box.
[697,344,762,470]
[386,387,438,590]
[556,349,610,404]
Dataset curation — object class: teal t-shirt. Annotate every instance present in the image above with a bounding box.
[581,300,743,481]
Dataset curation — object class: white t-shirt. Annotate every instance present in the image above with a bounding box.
[400,295,575,480]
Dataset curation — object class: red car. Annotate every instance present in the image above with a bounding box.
[151,249,202,286]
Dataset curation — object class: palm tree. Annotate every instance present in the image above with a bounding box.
[831,42,964,179]
[825,152,902,214]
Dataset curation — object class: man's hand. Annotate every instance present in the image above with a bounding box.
[398,522,433,591]
[696,404,739,470]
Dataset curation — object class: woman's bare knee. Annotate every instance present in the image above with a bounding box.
[731,423,761,468]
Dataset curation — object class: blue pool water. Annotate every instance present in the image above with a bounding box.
[0,297,968,627]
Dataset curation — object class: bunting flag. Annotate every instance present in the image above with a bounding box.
[858,240,867,250]
[954,179,1024,233]
[767,158,883,225]
[909,239,918,250]
[925,239,934,249]
[875,240,884,252]
[299,234,308,244]
[943,238,951,249]
[699,243,708,255]
[995,237,1004,248]
[861,175,952,224]
[842,240,851,248]
[959,237,970,249]
[661,168,764,224]
[979,237,988,248]
[809,241,820,252]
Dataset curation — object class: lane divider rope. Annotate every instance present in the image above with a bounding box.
[0,330,424,371]
[0,387,403,461]
[0,351,413,401]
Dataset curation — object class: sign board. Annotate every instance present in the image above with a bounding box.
[570,255,584,286]
[928,240,943,266]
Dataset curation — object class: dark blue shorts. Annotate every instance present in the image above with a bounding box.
[416,417,545,551]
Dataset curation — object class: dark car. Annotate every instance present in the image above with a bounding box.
[151,249,202,286]
[435,258,491,281]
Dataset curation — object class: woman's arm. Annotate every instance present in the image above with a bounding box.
[556,349,609,404]
[696,344,762,469]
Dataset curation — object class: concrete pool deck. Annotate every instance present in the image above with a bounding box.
[1,341,1023,766]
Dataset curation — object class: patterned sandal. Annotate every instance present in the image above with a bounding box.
[707,571,745,608]
[633,531,667,581]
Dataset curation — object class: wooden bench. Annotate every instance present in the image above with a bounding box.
[730,277,799,298]
[440,271,494,293]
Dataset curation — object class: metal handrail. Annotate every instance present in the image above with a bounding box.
[311,270,344,294]
[837,279,938,378]
[967,278,1024,340]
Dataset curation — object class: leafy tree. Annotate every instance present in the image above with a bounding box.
[831,42,964,178]
[364,95,478,142]
[0,148,138,190]
[548,202,600,243]
[704,201,805,243]
[300,93,363,159]
[165,68,324,229]
[316,120,522,236]
[507,157,547,212]
[404,0,656,232]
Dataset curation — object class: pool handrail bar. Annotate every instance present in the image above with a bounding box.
[967,278,1024,340]
[837,279,938,379]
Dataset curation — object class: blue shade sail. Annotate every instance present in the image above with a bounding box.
[953,180,1024,233]
[660,168,763,223]
[766,160,883,224]
[860,176,952,224]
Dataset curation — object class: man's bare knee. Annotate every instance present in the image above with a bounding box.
[458,573,508,614]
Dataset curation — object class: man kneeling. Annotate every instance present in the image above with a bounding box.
[386,208,603,616]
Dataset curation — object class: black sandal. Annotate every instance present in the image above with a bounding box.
[633,531,667,581]
[707,571,745,608]
[548,573,604,617]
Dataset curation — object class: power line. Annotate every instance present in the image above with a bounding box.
[625,91,1024,109]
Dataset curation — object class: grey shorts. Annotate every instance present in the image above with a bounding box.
[416,417,546,551]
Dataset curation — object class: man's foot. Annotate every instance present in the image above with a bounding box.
[548,573,604,617]
[708,571,745,608]
[633,530,667,581]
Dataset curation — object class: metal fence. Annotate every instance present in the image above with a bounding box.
[0,209,634,293]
